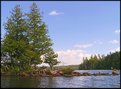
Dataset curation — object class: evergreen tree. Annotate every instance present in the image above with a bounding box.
[1,3,59,73]
[1,5,30,72]
[44,48,59,71]
[79,51,120,70]
[27,3,55,67]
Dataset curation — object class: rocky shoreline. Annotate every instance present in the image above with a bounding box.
[2,70,119,77]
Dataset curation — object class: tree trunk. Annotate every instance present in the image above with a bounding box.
[50,65,53,71]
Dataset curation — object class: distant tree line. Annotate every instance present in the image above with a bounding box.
[1,3,59,73]
[79,51,120,70]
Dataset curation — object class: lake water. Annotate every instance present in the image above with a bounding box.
[1,70,120,88]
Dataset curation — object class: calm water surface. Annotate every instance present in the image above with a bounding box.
[1,70,120,88]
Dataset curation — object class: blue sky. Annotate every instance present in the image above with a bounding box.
[1,1,120,65]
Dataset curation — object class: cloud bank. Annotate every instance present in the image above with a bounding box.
[56,49,91,65]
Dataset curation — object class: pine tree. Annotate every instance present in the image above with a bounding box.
[79,51,120,70]
[27,3,54,66]
[2,3,59,73]
[2,5,30,72]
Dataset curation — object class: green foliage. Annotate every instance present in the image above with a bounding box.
[27,3,53,65]
[62,68,74,74]
[1,3,59,74]
[1,5,30,72]
[79,51,120,70]
[44,48,59,71]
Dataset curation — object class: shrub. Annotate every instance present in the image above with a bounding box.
[62,68,74,74]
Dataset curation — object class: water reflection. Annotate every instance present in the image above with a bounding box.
[1,76,39,88]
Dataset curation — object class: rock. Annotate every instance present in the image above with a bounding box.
[46,71,51,75]
[92,72,110,76]
[59,71,64,75]
[112,70,119,75]
[50,71,60,76]
[19,72,29,77]
[82,72,91,76]
[50,71,57,75]
[72,72,81,76]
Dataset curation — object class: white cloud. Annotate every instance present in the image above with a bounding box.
[114,29,120,34]
[56,49,91,65]
[74,44,93,49]
[49,11,64,15]
[110,47,120,53]
[109,40,119,44]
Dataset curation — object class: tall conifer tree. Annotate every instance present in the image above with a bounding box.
[2,3,59,72]
[27,3,54,66]
[2,5,30,72]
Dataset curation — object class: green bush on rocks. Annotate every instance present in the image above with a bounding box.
[62,68,74,74]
